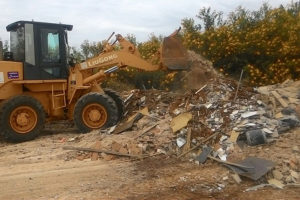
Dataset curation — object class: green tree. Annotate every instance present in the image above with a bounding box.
[70,46,84,63]
[80,40,90,59]
[80,40,104,59]
[125,34,137,46]
[197,7,224,30]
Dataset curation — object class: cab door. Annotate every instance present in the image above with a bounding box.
[35,25,68,80]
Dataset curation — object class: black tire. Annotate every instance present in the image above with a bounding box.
[104,88,125,122]
[0,95,45,142]
[73,92,118,133]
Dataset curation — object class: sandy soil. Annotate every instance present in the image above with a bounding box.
[0,123,299,200]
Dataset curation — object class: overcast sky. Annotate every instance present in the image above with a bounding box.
[0,0,292,47]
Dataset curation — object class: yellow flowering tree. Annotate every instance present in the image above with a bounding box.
[182,2,300,86]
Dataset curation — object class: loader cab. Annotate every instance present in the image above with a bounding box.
[6,21,73,80]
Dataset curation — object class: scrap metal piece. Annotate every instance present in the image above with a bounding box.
[225,157,275,180]
[195,146,213,164]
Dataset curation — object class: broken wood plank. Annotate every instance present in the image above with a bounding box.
[113,112,143,134]
[170,112,192,133]
[134,123,158,139]
[195,84,207,94]
[63,146,145,158]
[183,128,192,153]
[178,132,219,158]
[229,130,240,143]
[233,69,244,102]
[271,91,288,107]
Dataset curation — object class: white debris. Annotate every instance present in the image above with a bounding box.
[176,137,186,148]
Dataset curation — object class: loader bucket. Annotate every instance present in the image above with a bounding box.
[161,29,190,70]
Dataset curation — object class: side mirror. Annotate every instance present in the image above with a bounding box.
[4,52,14,61]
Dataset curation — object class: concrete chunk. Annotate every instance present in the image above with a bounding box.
[231,173,242,184]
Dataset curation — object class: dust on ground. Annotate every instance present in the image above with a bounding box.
[0,122,299,200]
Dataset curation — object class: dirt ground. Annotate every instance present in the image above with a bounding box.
[0,122,299,200]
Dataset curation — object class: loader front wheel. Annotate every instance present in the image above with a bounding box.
[0,96,45,142]
[74,93,118,133]
[104,88,124,122]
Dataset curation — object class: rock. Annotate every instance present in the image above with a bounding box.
[268,179,285,189]
[111,141,122,152]
[246,129,267,146]
[290,170,299,180]
[90,152,99,161]
[289,157,299,170]
[292,146,299,153]
[136,116,153,130]
[277,126,291,134]
[275,112,283,119]
[76,155,85,161]
[282,165,290,173]
[100,153,115,161]
[279,116,300,132]
[285,175,293,183]
[272,170,283,180]
[231,173,242,184]
[91,141,101,161]
[119,147,129,155]
[138,143,149,152]
[157,148,167,154]
[281,107,295,115]
[127,143,142,155]
[295,104,300,118]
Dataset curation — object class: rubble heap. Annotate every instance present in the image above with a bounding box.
[66,78,299,163]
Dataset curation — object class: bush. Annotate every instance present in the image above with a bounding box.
[182,2,300,85]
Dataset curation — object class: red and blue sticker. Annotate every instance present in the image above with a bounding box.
[7,71,19,79]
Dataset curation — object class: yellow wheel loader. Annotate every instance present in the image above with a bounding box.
[0,21,189,142]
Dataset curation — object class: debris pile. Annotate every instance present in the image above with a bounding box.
[63,78,300,188]
[66,78,299,156]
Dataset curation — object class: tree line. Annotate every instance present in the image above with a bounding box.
[71,1,300,87]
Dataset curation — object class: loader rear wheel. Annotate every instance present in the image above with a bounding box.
[74,92,118,133]
[0,96,45,142]
[104,88,124,122]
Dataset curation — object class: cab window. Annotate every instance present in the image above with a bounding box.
[10,26,25,62]
[40,29,60,63]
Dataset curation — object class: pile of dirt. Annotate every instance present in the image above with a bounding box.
[184,50,220,89]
